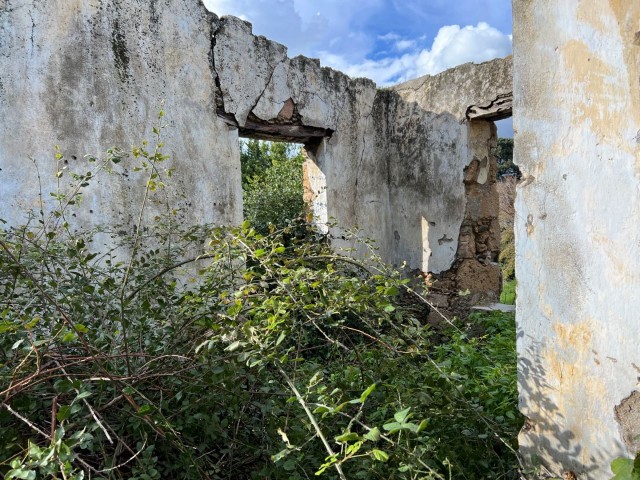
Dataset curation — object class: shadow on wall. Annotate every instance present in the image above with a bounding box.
[517,329,622,478]
[307,89,470,281]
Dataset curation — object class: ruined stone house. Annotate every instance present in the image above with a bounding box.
[0,1,638,478]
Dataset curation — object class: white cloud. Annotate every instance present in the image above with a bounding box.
[202,0,383,61]
[201,1,511,87]
[378,32,401,41]
[321,22,512,86]
[394,39,416,51]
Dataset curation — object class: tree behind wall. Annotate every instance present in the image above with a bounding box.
[494,138,520,179]
[241,139,307,234]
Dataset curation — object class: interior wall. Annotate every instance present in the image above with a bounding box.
[0,0,512,306]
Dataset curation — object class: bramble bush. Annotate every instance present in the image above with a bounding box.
[0,119,522,479]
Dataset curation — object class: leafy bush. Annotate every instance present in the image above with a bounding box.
[241,140,307,234]
[500,279,517,305]
[0,127,522,479]
[498,175,516,304]
[494,138,520,180]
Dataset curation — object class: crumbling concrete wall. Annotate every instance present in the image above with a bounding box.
[394,57,512,311]
[513,1,640,477]
[0,0,243,246]
[212,15,479,277]
[0,0,511,292]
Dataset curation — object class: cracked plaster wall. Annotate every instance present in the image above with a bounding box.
[0,0,514,302]
[513,1,640,478]
[167,14,510,278]
[0,0,242,251]
[1,0,510,281]
[393,58,512,310]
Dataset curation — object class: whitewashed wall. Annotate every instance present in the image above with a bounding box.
[513,1,640,477]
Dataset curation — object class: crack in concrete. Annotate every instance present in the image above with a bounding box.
[352,104,374,225]
[28,8,34,51]
[246,58,287,123]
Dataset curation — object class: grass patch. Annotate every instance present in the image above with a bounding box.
[500,278,517,305]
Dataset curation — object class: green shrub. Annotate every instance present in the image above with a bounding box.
[0,127,522,479]
[497,173,516,304]
[499,227,515,280]
[241,140,307,235]
[500,279,517,305]
[494,138,520,179]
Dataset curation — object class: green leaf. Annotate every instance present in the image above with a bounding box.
[0,322,17,334]
[74,323,88,333]
[383,422,402,433]
[271,448,292,463]
[416,419,428,433]
[5,469,37,480]
[248,358,262,368]
[359,383,376,403]
[24,317,41,329]
[363,427,381,442]
[282,458,297,471]
[334,401,348,413]
[611,458,632,478]
[54,380,75,393]
[228,299,243,316]
[611,457,640,480]
[313,405,333,415]
[371,449,389,462]
[384,286,399,296]
[335,432,359,443]
[394,407,411,423]
[61,331,77,343]
[57,405,71,422]
[74,391,92,403]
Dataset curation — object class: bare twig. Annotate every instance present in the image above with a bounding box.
[277,366,347,480]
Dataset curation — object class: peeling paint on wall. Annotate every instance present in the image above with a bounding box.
[514,1,640,477]
[0,0,511,303]
[615,390,640,455]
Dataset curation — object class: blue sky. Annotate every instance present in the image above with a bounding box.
[202,0,513,136]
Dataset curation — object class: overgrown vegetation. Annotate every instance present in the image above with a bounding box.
[241,139,307,235]
[0,123,522,479]
[494,138,519,180]
[496,138,517,305]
